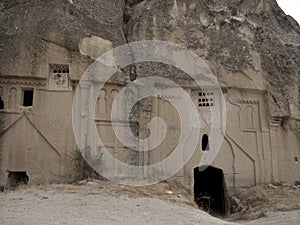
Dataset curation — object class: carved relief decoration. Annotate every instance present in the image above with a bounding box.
[0,76,47,86]
[49,64,70,90]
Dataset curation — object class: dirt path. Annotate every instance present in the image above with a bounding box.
[0,183,299,225]
[0,185,234,225]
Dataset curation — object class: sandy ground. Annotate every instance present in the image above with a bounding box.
[0,182,299,225]
[0,185,234,225]
[245,210,300,225]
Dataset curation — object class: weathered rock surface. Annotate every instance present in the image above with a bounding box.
[0,0,299,116]
[125,0,300,117]
[0,0,125,80]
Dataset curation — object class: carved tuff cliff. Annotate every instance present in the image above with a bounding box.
[0,0,299,199]
[124,0,300,117]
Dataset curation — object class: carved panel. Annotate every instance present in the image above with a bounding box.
[238,102,259,132]
[245,106,254,129]
[8,87,18,110]
[48,64,70,90]
[110,89,119,114]
[97,89,107,118]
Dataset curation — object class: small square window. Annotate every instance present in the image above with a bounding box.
[197,91,215,108]
[22,89,34,106]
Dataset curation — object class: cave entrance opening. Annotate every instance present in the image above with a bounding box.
[194,166,227,216]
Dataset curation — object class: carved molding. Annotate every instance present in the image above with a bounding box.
[0,75,47,86]
[238,99,259,104]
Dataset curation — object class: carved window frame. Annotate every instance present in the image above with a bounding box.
[48,64,70,90]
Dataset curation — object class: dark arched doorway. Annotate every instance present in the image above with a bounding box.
[194,166,227,216]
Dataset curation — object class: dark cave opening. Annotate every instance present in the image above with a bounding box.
[194,166,227,216]
[7,171,29,187]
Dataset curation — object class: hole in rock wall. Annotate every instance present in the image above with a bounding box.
[22,89,34,107]
[202,134,209,151]
[7,171,29,187]
[194,166,227,216]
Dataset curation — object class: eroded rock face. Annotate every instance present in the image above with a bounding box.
[125,0,300,117]
[0,0,125,78]
[0,0,299,116]
[0,0,299,187]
